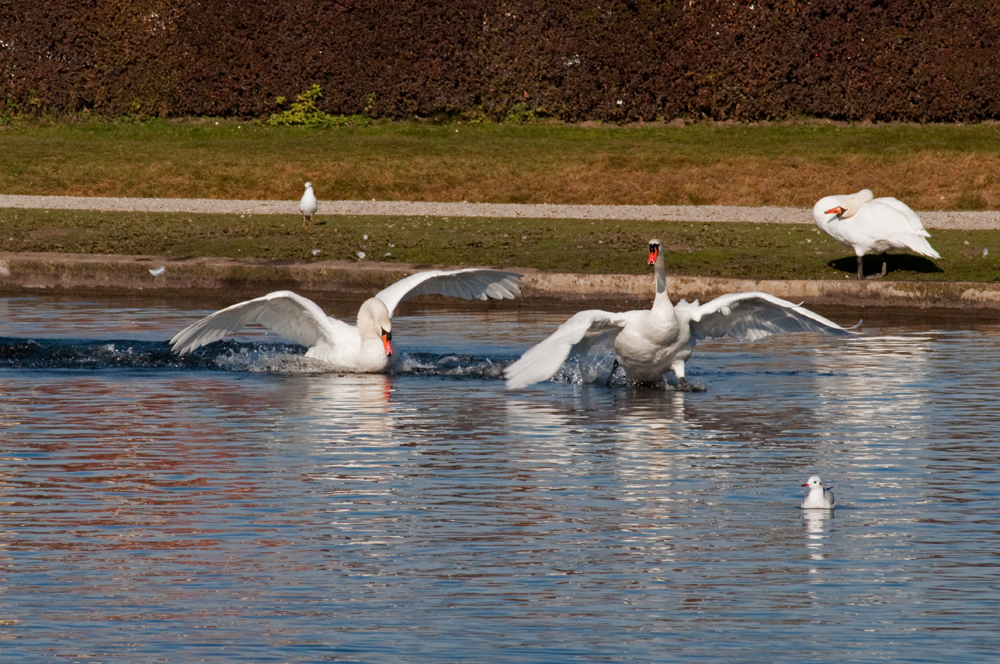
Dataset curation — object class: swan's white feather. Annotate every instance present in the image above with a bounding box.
[504,310,630,389]
[872,196,927,233]
[375,268,522,317]
[683,292,854,343]
[170,290,346,355]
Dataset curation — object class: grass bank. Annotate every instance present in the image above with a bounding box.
[4,119,1000,209]
[1,208,996,282]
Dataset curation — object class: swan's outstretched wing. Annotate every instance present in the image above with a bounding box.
[375,268,522,317]
[505,310,630,389]
[170,290,347,355]
[683,292,855,343]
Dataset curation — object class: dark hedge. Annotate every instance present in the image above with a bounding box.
[2,0,999,122]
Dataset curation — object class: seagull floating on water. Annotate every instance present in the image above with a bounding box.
[504,239,855,391]
[801,476,836,509]
[813,189,940,279]
[170,268,522,373]
[299,182,318,226]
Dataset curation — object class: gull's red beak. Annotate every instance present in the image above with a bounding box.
[382,330,393,357]
[825,206,845,216]
[802,483,809,487]
[648,246,659,266]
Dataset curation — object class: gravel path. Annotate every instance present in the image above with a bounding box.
[0,194,997,230]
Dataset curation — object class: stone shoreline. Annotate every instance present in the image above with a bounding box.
[1,251,997,313]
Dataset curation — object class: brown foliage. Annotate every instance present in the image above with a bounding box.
[2,1,1000,122]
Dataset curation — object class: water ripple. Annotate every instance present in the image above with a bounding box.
[0,299,998,663]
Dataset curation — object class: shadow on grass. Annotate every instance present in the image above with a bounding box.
[827,253,943,277]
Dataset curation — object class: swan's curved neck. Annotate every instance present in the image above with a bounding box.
[652,253,673,312]
[357,298,390,340]
[840,189,874,219]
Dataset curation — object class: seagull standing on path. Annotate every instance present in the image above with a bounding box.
[800,476,836,509]
[299,182,318,226]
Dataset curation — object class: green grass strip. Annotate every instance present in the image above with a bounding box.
[2,208,996,282]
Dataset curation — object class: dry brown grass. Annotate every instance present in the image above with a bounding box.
[4,119,1000,209]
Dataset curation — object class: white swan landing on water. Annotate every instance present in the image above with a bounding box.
[813,188,940,280]
[504,239,855,391]
[170,268,522,372]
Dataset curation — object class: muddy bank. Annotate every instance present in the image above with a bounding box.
[0,251,996,313]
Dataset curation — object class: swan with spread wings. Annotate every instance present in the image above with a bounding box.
[171,268,522,372]
[505,239,854,390]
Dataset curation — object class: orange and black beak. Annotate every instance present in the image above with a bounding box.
[648,243,660,266]
[381,330,393,357]
[825,206,845,216]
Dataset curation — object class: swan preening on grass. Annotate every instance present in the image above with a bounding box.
[813,189,940,279]
[801,476,836,509]
[170,268,522,373]
[504,239,855,391]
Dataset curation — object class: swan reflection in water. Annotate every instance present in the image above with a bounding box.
[810,332,935,446]
[505,386,689,448]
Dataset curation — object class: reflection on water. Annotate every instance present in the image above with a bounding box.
[803,509,832,564]
[0,296,999,663]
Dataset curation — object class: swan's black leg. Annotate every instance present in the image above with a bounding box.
[856,255,865,280]
[880,252,888,276]
[606,359,620,386]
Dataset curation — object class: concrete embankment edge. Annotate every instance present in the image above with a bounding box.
[0,252,997,312]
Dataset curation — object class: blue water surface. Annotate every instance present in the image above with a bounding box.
[0,294,997,663]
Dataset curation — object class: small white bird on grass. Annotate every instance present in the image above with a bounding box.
[813,189,940,279]
[299,182,318,226]
[801,476,836,509]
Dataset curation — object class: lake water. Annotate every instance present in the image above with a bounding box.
[0,293,998,663]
